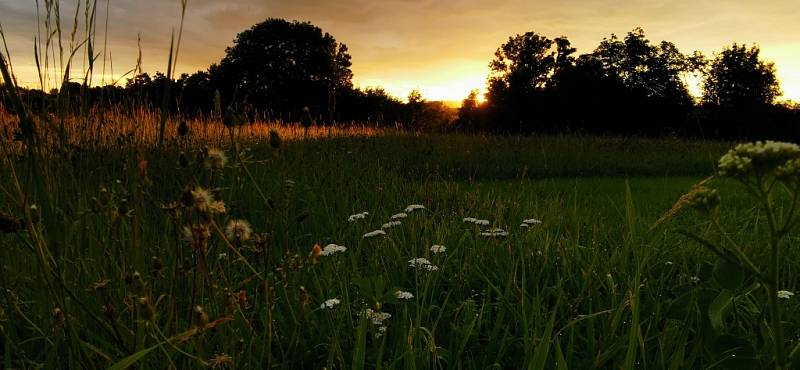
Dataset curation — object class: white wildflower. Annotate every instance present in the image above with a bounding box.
[481,228,509,238]
[405,204,425,212]
[463,217,477,223]
[719,141,800,177]
[430,245,446,254]
[475,219,490,226]
[391,212,408,220]
[522,218,542,226]
[348,212,369,222]
[409,258,439,271]
[689,276,700,283]
[363,308,392,325]
[395,291,414,300]
[321,244,347,256]
[777,290,795,299]
[363,230,387,238]
[381,221,402,229]
[320,298,341,309]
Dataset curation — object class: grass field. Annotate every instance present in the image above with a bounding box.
[1,128,799,369]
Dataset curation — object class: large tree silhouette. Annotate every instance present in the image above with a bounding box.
[702,44,780,108]
[213,18,353,120]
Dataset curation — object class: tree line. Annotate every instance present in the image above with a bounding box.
[458,27,798,139]
[2,19,798,139]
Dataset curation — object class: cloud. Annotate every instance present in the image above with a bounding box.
[1,0,798,100]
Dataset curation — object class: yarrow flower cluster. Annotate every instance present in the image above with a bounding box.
[348,212,369,222]
[361,309,391,338]
[718,141,800,177]
[520,218,542,228]
[430,245,446,254]
[777,290,795,300]
[390,212,408,220]
[363,308,392,326]
[320,298,341,309]
[382,221,402,229]
[224,219,252,242]
[363,230,387,238]
[481,228,509,238]
[463,217,490,226]
[395,290,414,300]
[321,244,347,256]
[409,258,439,271]
[405,204,425,213]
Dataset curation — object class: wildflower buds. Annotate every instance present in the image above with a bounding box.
[687,186,720,218]
[138,297,156,321]
[29,205,41,225]
[309,244,322,265]
[52,307,65,329]
[193,305,210,328]
[776,158,800,184]
[299,286,310,308]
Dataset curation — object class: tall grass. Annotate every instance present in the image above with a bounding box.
[1,2,798,369]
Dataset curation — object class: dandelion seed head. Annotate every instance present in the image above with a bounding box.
[224,219,252,242]
[205,148,228,170]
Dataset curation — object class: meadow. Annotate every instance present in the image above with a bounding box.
[2,114,799,369]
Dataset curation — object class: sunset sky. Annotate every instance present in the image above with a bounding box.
[1,0,798,104]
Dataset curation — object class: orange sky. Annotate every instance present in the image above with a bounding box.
[1,0,798,103]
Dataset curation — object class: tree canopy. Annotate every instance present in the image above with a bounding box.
[702,44,781,108]
[213,18,353,120]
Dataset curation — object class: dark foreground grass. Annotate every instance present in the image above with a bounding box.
[0,133,797,369]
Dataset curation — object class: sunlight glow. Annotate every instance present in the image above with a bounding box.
[354,60,489,105]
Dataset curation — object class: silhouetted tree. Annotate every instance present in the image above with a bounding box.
[702,44,781,108]
[213,18,353,121]
[486,31,560,132]
[177,71,214,116]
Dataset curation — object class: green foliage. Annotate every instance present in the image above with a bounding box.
[2,132,798,368]
[683,140,800,369]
